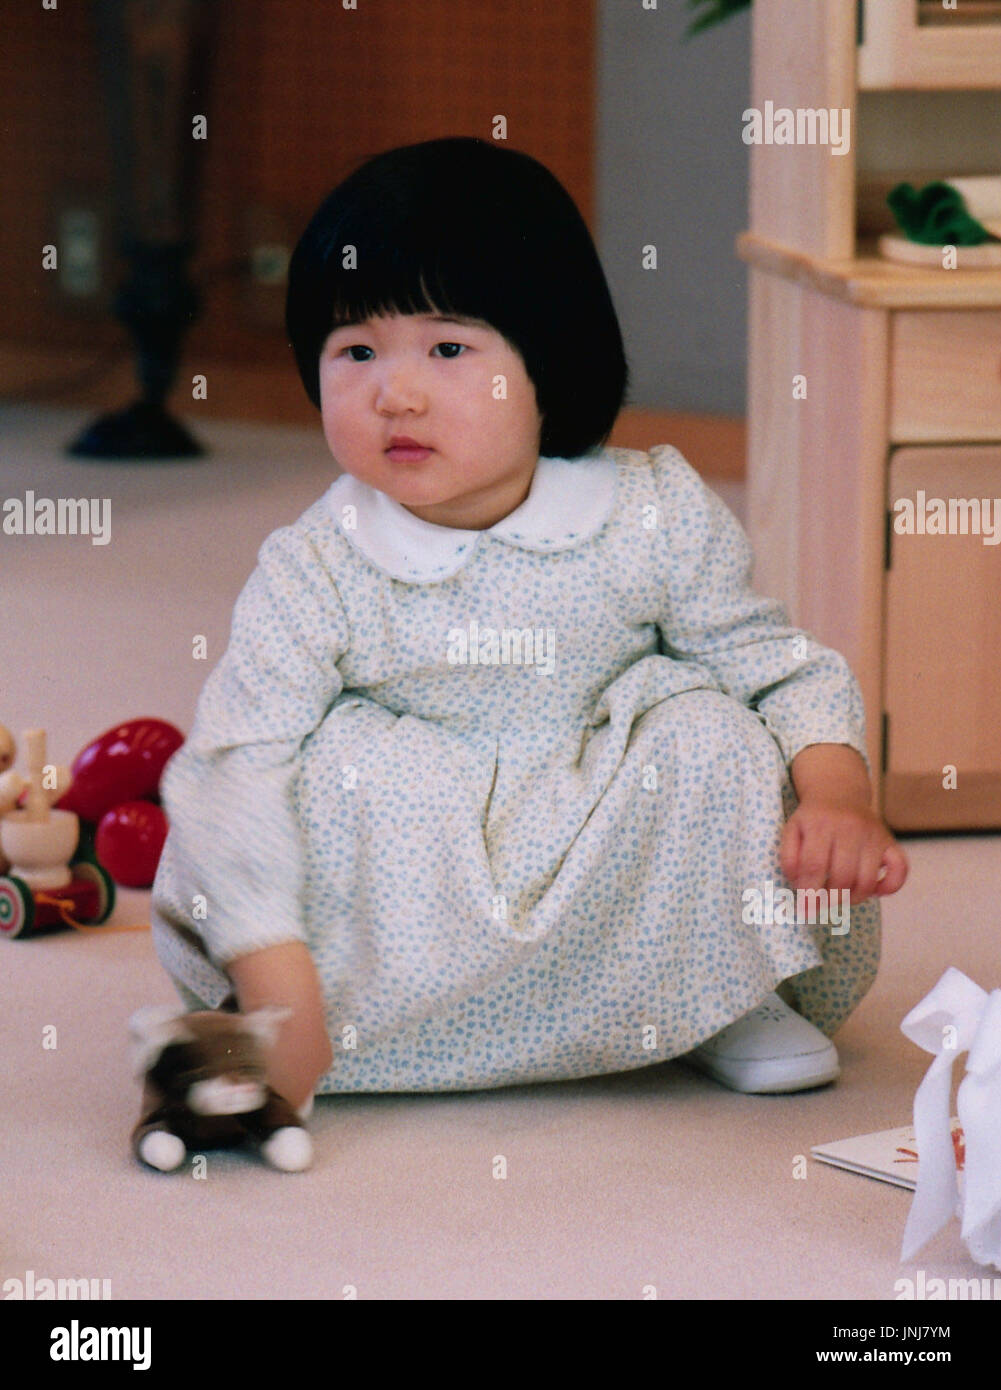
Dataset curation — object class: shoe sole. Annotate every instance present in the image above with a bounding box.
[682,1050,841,1094]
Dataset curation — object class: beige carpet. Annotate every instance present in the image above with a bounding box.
[2,403,998,1300]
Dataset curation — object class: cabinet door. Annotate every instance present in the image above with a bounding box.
[884,445,1001,830]
[858,0,1001,89]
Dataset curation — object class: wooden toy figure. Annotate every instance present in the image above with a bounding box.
[0,728,113,937]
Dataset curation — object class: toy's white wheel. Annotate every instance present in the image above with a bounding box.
[70,859,116,923]
[0,876,34,939]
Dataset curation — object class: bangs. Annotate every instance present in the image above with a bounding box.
[304,179,521,346]
[322,259,461,336]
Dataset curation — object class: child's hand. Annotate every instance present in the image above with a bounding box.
[780,798,909,904]
[785,743,909,904]
[227,942,333,1114]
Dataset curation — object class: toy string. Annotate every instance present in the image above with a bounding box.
[33,892,150,934]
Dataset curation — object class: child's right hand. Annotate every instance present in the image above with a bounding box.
[227,942,334,1115]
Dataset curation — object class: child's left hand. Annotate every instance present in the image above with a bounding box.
[780,798,909,904]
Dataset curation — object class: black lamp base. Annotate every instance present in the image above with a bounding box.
[68,399,205,460]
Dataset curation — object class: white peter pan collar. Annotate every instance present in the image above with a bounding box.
[323,451,618,582]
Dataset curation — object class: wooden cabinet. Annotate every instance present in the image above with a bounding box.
[739,0,1001,832]
[858,0,1001,90]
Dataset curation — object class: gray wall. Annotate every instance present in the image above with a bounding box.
[596,0,752,416]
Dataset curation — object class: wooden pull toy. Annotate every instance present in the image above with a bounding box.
[0,724,115,939]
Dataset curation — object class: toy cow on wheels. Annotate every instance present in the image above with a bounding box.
[130,1004,314,1173]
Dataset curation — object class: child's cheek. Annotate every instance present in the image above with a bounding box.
[319,371,354,430]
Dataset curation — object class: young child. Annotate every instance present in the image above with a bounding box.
[150,136,908,1117]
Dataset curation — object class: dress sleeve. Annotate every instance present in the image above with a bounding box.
[649,444,871,773]
[152,524,349,966]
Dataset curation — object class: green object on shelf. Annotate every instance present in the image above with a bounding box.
[684,0,751,37]
[887,181,1001,247]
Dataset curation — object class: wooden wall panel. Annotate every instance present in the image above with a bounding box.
[1,0,594,413]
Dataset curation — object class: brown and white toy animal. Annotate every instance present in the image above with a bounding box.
[129,1004,313,1173]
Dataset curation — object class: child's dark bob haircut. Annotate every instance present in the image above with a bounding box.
[285,137,629,460]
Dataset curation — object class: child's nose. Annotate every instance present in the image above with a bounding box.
[375,365,427,413]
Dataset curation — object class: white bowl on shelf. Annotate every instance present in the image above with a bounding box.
[878,232,1001,269]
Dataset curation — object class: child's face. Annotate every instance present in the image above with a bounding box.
[318,311,544,530]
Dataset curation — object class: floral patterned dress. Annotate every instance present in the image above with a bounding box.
[151,444,880,1092]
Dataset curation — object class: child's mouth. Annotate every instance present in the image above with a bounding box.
[386,445,434,463]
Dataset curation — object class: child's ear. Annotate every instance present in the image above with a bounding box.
[241,1005,293,1051]
[128,1004,192,1077]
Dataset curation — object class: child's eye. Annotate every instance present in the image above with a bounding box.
[432,342,466,359]
[342,344,374,362]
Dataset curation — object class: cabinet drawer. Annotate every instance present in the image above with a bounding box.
[891,310,1001,443]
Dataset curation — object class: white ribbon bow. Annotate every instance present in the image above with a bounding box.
[900,967,1001,1270]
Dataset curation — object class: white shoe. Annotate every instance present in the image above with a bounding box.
[684,992,840,1094]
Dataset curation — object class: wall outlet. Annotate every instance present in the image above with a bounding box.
[49,189,115,315]
[243,204,292,328]
[251,243,290,285]
[60,207,102,296]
